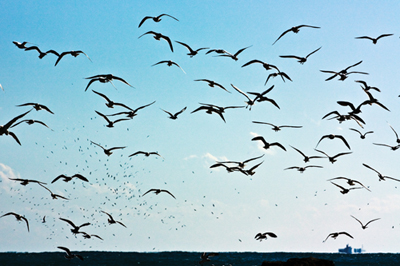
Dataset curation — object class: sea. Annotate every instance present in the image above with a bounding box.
[1,251,399,266]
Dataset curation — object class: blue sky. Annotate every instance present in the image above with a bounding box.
[1,0,400,253]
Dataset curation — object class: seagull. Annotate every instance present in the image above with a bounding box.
[362,163,400,182]
[320,60,367,81]
[54,50,91,66]
[161,107,187,120]
[195,79,230,93]
[138,14,179,28]
[199,252,219,265]
[355,34,393,44]
[9,178,47,186]
[39,184,69,200]
[337,100,367,115]
[322,111,365,127]
[13,41,33,49]
[243,161,264,176]
[16,103,54,114]
[0,212,29,232]
[101,211,126,227]
[350,215,380,229]
[142,188,176,199]
[327,177,370,191]
[24,46,59,59]
[92,90,132,109]
[90,141,126,156]
[251,136,286,151]
[191,105,226,122]
[361,89,390,111]
[231,84,258,110]
[210,163,248,175]
[315,149,352,164]
[289,146,324,163]
[349,128,373,139]
[57,246,84,261]
[138,31,174,52]
[95,110,130,127]
[85,74,134,91]
[0,110,31,145]
[254,232,277,241]
[247,85,280,109]
[323,232,353,242]
[11,119,52,130]
[152,60,185,73]
[284,165,323,173]
[216,154,265,168]
[105,101,156,119]
[175,41,209,57]
[216,45,252,61]
[197,103,245,114]
[372,143,400,151]
[330,182,363,194]
[129,151,162,158]
[265,71,292,85]
[389,125,400,143]
[51,174,89,183]
[252,121,302,132]
[279,47,321,64]
[272,25,320,45]
[241,59,280,71]
[355,80,381,92]
[59,217,90,235]
[316,134,351,150]
[78,231,103,240]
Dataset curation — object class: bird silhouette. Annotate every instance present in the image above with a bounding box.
[9,178,47,186]
[95,110,130,127]
[142,188,176,199]
[92,90,132,109]
[59,217,90,235]
[252,121,302,132]
[138,14,179,28]
[16,103,54,114]
[241,59,280,71]
[320,61,367,81]
[39,184,69,200]
[279,47,321,64]
[349,128,373,139]
[362,163,400,182]
[355,34,393,44]
[0,212,29,232]
[251,136,286,151]
[101,211,126,227]
[265,71,292,85]
[90,141,126,156]
[129,151,162,158]
[216,45,252,61]
[152,60,185,73]
[54,50,91,66]
[327,177,370,191]
[323,231,353,242]
[350,215,380,229]
[24,46,59,59]
[161,107,187,120]
[330,182,363,194]
[0,110,31,145]
[10,119,52,130]
[216,154,264,168]
[57,246,84,260]
[195,79,230,93]
[315,149,352,164]
[316,134,351,150]
[138,31,174,52]
[85,74,133,91]
[175,41,208,57]
[284,165,323,173]
[289,146,324,163]
[272,25,320,45]
[105,101,156,119]
[231,84,258,110]
[51,174,89,183]
[254,232,277,241]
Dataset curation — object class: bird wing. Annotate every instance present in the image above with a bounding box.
[376,33,393,40]
[51,174,66,183]
[241,59,264,67]
[57,246,71,255]
[355,36,374,41]
[72,174,89,182]
[175,41,194,53]
[92,90,111,102]
[362,163,380,175]
[230,84,251,101]
[279,55,303,60]
[350,215,364,227]
[95,111,112,124]
[160,35,174,52]
[265,232,277,238]
[243,154,265,163]
[332,152,352,159]
[233,45,252,57]
[364,218,381,227]
[117,221,127,228]
[175,106,187,116]
[138,16,152,28]
[7,131,22,145]
[142,189,156,197]
[271,142,286,151]
[306,47,321,58]
[344,60,362,71]
[21,216,30,232]
[134,101,156,112]
[251,136,267,146]
[331,182,346,191]
[59,218,77,228]
[4,110,31,129]
[108,146,127,151]
[339,232,353,238]
[111,75,133,87]
[272,28,291,45]
[101,211,113,219]
[159,13,179,21]
[54,51,69,66]
[161,189,176,199]
[336,135,351,150]
[85,78,99,91]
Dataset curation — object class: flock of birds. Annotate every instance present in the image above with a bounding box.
[1,11,400,262]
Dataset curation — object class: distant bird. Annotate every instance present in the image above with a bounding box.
[95,110,130,127]
[16,103,54,114]
[175,41,208,57]
[129,151,162,158]
[322,111,365,127]
[105,101,156,119]
[251,136,286,151]
[361,89,390,111]
[191,105,226,122]
[13,41,33,49]
[42,216,46,223]
[216,45,252,61]
[279,47,321,64]
[272,25,320,45]
[101,211,126,227]
[0,110,31,145]
[362,163,400,182]
[316,134,351,150]
[284,165,323,173]
[85,74,134,91]
[231,84,258,110]
[327,177,370,191]
[389,125,400,143]
[289,146,324,163]
[241,59,280,72]
[350,215,380,229]
[254,232,277,241]
[0,212,29,232]
[355,34,393,44]
[265,71,292,85]
[57,246,84,261]
[24,46,59,59]
[11,119,52,130]
[79,232,103,240]
[59,217,90,235]
[247,85,280,109]
[9,178,47,186]
[152,60,185,73]
[210,163,248,175]
[51,174,89,183]
[92,90,132,109]
[161,107,187,120]
[138,31,174,52]
[195,79,230,93]
[197,103,245,114]
[39,184,69,200]
[320,60,367,81]
[372,143,400,151]
[253,121,302,132]
[331,182,363,194]
[54,50,91,66]
[90,141,126,156]
[142,188,176,199]
[315,149,352,164]
[199,252,219,264]
[206,48,231,55]
[355,80,381,92]
[138,14,179,28]
[216,154,264,169]
[323,232,353,242]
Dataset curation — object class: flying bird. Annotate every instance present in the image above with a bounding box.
[210,163,248,175]
[142,188,176,199]
[372,143,400,151]
[349,128,373,139]
[231,84,258,110]
[254,232,277,241]
[251,136,286,151]
[323,232,353,242]
[191,105,226,122]
[289,146,324,163]
[355,34,393,44]
[175,41,208,57]
[0,212,29,232]
[9,178,47,186]
[350,215,380,229]
[51,174,89,183]
[241,59,280,72]
[252,121,302,132]
[57,246,84,261]
[39,184,69,200]
[138,31,174,52]
[54,50,91,66]
[161,106,187,120]
[330,182,363,194]
[355,80,381,92]
[152,60,185,73]
[316,134,351,150]
[79,232,103,240]
[59,217,90,235]
[24,46,59,59]
[0,110,31,145]
[265,71,292,85]
[95,110,130,127]
[90,141,126,156]
[315,149,352,164]
[284,165,323,173]
[92,90,132,109]
[85,74,134,91]
[272,25,320,45]
[105,101,156,119]
[101,211,126,227]
[247,85,280,109]
[10,119,52,130]
[389,125,400,143]
[16,103,54,114]
[243,161,264,176]
[327,177,370,191]
[195,79,230,93]
[216,45,252,61]
[13,41,33,49]
[138,14,179,28]
[129,151,162,158]
[216,154,264,169]
[199,252,219,265]
[361,89,390,111]
[320,60,367,81]
[279,47,321,64]
[362,163,400,182]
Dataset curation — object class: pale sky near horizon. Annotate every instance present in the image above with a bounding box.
[2,0,400,253]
